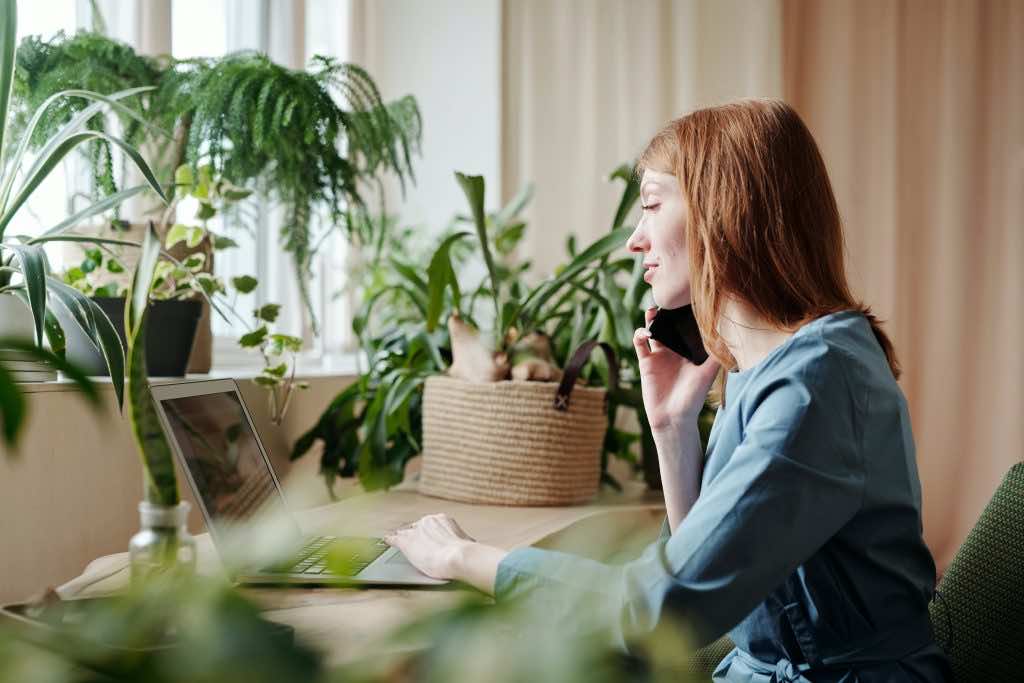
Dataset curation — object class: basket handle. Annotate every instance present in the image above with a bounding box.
[554,340,618,412]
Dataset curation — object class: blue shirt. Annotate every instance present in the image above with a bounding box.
[494,311,950,681]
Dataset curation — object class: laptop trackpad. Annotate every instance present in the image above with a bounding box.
[363,547,447,584]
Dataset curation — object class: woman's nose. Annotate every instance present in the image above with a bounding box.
[626,224,648,253]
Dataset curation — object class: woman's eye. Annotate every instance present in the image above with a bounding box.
[641,203,660,212]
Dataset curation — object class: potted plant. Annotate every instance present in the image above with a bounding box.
[12,31,422,329]
[292,171,636,495]
[0,0,167,409]
[54,164,255,376]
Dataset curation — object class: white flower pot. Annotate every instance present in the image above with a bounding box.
[0,292,35,341]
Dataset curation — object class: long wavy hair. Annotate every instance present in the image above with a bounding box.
[637,98,900,398]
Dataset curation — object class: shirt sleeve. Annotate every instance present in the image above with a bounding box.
[494,361,866,647]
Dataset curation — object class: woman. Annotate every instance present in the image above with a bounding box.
[385,99,950,681]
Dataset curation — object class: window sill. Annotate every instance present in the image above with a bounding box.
[15,352,364,394]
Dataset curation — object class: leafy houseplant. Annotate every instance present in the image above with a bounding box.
[13,31,423,324]
[56,163,257,377]
[0,0,167,409]
[292,171,635,494]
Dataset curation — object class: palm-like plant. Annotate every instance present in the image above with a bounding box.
[0,0,166,407]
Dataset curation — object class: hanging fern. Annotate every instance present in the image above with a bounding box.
[11,34,422,326]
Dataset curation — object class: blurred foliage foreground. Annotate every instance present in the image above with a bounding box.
[0,573,708,683]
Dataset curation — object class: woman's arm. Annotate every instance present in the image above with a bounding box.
[651,420,705,533]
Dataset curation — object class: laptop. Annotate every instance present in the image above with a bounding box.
[150,378,445,586]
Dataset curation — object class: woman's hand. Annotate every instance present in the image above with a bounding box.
[383,513,475,580]
[384,514,509,594]
[633,307,721,431]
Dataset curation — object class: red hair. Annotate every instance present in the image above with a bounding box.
[637,99,900,397]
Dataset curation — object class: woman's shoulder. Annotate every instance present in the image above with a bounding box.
[730,310,884,412]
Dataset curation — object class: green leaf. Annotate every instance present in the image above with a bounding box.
[196,202,216,221]
[80,257,98,273]
[192,165,213,200]
[43,307,66,359]
[232,275,258,294]
[183,253,206,271]
[164,224,188,249]
[269,333,303,353]
[0,0,17,193]
[495,221,526,255]
[0,364,26,450]
[166,223,205,250]
[253,375,279,387]
[126,222,162,341]
[0,129,168,236]
[5,243,48,346]
[212,235,238,250]
[64,266,86,283]
[126,314,179,505]
[264,362,288,378]
[45,277,126,408]
[93,283,120,297]
[609,163,641,230]
[192,272,223,295]
[0,86,163,222]
[455,172,500,322]
[255,303,280,323]
[85,248,102,263]
[106,258,125,274]
[494,183,534,227]
[426,231,470,332]
[239,326,268,348]
[174,164,194,191]
[223,187,253,201]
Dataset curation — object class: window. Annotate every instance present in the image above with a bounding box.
[13,1,79,245]
[166,0,356,365]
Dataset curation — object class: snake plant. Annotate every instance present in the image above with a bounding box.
[0,0,167,408]
[124,222,179,505]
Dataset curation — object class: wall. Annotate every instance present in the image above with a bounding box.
[351,0,503,232]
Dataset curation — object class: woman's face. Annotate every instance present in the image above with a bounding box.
[626,169,691,308]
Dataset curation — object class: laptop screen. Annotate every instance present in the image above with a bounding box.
[160,390,288,536]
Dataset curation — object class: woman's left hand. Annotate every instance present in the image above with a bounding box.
[383,513,476,580]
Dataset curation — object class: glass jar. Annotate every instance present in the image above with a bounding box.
[129,501,197,584]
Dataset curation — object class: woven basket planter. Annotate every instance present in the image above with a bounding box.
[419,341,615,506]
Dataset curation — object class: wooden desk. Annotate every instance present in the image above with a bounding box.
[57,481,665,665]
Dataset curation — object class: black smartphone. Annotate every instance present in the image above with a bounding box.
[647,305,709,364]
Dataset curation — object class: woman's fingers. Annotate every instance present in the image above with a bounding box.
[644,307,664,352]
[633,327,653,360]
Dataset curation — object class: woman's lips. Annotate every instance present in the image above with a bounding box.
[643,264,658,283]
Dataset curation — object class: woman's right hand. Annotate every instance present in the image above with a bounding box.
[633,307,721,431]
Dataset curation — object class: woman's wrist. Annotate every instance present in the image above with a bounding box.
[446,541,509,596]
[650,413,700,441]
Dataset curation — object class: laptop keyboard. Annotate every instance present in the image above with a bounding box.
[263,536,390,576]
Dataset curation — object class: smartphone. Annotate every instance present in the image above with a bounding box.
[647,305,709,364]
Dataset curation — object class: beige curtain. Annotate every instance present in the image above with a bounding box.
[502,0,783,277]
[783,0,1024,568]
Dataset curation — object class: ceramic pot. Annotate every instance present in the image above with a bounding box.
[55,297,203,377]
